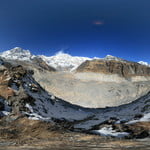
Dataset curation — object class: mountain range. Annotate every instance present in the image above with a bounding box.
[1,47,149,71]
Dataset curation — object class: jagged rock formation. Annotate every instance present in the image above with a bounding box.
[76,59,150,77]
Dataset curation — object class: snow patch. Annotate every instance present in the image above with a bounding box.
[1,111,10,116]
[126,113,150,124]
[25,103,34,113]
[25,112,51,121]
[105,55,123,61]
[91,127,129,138]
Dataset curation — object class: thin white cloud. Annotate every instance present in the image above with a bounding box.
[93,20,104,25]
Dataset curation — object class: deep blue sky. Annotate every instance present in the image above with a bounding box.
[0,0,150,62]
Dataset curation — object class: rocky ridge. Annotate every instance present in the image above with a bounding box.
[76,59,150,78]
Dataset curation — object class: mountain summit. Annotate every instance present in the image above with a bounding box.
[0,47,34,61]
[104,55,126,62]
[40,51,92,71]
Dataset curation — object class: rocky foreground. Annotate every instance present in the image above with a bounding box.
[0,116,150,150]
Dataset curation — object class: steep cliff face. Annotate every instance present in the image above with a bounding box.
[76,59,150,77]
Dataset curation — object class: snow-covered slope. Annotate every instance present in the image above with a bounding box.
[39,51,92,71]
[0,47,35,61]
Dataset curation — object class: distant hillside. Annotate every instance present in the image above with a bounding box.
[76,59,150,77]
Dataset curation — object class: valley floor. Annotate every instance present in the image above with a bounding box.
[0,117,149,150]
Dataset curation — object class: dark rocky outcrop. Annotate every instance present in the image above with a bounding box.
[8,86,36,114]
[0,101,4,111]
[0,64,37,114]
[76,59,150,77]
[31,57,56,72]
[113,122,150,139]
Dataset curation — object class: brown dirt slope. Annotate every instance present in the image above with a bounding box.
[76,59,150,77]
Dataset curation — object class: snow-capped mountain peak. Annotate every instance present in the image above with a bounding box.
[39,51,92,71]
[0,47,34,61]
[104,55,124,62]
[138,61,150,67]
